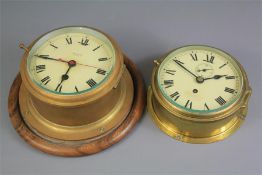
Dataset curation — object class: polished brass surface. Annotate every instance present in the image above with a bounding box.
[18,26,135,141]
[147,45,252,143]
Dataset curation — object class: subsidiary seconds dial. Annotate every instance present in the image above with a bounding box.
[158,46,243,114]
[27,27,115,95]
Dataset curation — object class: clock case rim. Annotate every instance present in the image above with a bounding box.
[19,26,124,107]
[151,45,252,121]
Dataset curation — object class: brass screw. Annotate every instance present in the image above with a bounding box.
[239,115,246,120]
[99,128,105,133]
[175,135,183,141]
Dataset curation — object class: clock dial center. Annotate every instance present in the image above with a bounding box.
[196,76,204,84]
[68,59,76,66]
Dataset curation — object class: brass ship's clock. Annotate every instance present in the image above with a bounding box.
[148,45,252,144]
[8,26,145,156]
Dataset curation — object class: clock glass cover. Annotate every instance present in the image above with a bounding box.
[26,27,115,95]
[157,46,243,114]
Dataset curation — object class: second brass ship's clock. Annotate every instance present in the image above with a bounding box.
[8,26,145,156]
[148,45,252,144]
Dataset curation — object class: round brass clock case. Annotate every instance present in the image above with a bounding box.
[8,26,146,156]
[147,45,252,144]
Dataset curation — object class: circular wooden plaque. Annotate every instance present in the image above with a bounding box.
[8,55,146,157]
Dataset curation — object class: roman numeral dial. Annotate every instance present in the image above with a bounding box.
[27,28,115,95]
[163,80,174,88]
[86,79,97,87]
[36,65,46,73]
[157,46,243,113]
[190,53,198,61]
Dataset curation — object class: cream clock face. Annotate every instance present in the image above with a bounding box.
[157,46,243,114]
[27,27,115,95]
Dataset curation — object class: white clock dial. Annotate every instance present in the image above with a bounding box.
[157,46,243,114]
[27,27,115,95]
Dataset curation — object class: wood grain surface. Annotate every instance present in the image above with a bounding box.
[8,55,146,157]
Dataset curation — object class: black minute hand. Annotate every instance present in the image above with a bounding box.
[174,59,198,78]
[35,55,67,63]
[35,55,57,61]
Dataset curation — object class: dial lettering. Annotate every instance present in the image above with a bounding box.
[204,55,215,64]
[86,79,97,87]
[66,37,72,45]
[185,100,192,109]
[36,65,46,73]
[98,57,109,61]
[204,103,210,110]
[215,96,226,106]
[226,76,236,80]
[79,38,89,46]
[41,76,51,85]
[219,62,228,69]
[190,53,198,61]
[96,69,107,75]
[170,91,180,101]
[164,80,174,88]
[93,45,102,51]
[50,43,58,49]
[164,69,176,75]
[75,86,79,93]
[224,87,236,94]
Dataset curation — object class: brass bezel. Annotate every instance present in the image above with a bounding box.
[19,26,124,107]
